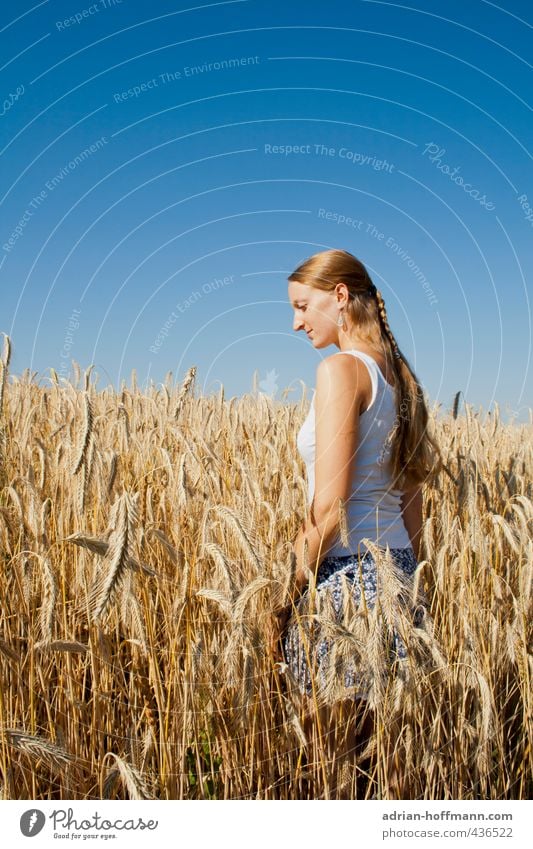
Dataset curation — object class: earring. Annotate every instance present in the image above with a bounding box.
[337,310,345,328]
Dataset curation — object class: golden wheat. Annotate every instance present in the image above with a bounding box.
[86,491,140,620]
[0,334,531,800]
[100,752,155,800]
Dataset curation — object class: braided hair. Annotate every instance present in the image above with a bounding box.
[375,289,402,360]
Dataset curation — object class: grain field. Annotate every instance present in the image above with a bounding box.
[0,334,531,800]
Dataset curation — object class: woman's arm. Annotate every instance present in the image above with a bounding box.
[292,502,345,595]
[400,485,423,561]
[292,355,364,593]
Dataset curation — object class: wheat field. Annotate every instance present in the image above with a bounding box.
[0,333,531,800]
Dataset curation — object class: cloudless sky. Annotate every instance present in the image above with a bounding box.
[1,0,531,421]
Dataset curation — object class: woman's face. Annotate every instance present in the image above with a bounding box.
[288,279,342,348]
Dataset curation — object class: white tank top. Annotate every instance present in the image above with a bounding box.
[296,349,412,556]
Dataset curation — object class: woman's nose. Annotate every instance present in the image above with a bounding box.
[293,316,304,331]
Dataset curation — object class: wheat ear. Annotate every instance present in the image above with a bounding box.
[63,531,155,576]
[5,729,77,770]
[72,392,93,475]
[173,366,196,418]
[87,492,140,620]
[100,752,155,799]
[37,554,57,645]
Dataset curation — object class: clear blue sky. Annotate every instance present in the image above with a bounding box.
[1,0,531,421]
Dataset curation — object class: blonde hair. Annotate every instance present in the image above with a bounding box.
[289,248,443,490]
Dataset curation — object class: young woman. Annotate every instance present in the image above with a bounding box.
[279,248,443,798]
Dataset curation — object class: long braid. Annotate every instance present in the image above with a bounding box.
[374,288,402,362]
[372,285,443,487]
[373,287,414,485]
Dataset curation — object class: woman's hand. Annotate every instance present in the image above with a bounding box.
[270,603,294,661]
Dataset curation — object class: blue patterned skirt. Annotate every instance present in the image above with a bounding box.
[281,546,424,700]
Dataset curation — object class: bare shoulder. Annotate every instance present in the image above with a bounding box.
[316,351,364,374]
[316,352,360,384]
[315,353,370,412]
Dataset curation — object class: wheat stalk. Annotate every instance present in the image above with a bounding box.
[5,729,77,770]
[72,392,93,475]
[34,640,89,653]
[37,554,57,645]
[101,752,155,799]
[0,362,5,418]
[87,491,140,620]
[196,587,233,618]
[0,640,19,663]
[1,333,11,368]
[63,531,156,576]
[173,366,197,418]
[232,576,272,624]
[212,504,264,573]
